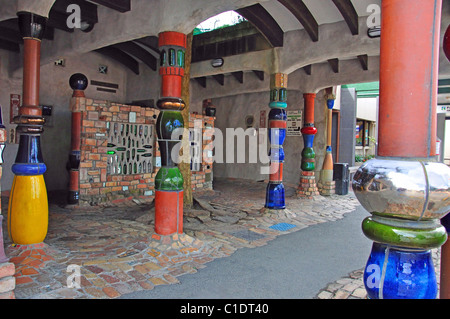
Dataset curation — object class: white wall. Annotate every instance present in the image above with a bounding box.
[356,97,378,121]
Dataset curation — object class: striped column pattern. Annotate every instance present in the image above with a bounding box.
[353,0,450,299]
[8,12,48,245]
[265,73,287,210]
[300,93,317,172]
[297,93,319,198]
[67,73,88,205]
[154,31,186,235]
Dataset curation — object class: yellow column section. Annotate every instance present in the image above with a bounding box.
[8,175,48,245]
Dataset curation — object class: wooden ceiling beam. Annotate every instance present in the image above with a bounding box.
[332,0,359,35]
[89,0,131,13]
[252,70,265,81]
[328,58,339,73]
[112,41,157,71]
[213,74,225,86]
[232,71,244,84]
[195,77,207,88]
[236,4,284,47]
[357,54,369,71]
[278,0,319,42]
[95,47,139,74]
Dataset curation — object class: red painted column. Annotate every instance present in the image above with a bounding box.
[21,39,41,117]
[297,93,319,198]
[378,0,441,158]
[154,31,187,236]
[67,73,88,205]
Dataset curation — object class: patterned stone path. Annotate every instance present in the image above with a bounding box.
[1,178,443,299]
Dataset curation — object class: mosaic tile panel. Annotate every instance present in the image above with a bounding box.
[106,122,155,175]
[269,223,297,231]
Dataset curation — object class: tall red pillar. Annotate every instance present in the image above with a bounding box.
[67,73,88,205]
[297,93,319,198]
[378,1,441,158]
[154,31,187,236]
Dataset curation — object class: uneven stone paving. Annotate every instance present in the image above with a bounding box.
[1,179,442,299]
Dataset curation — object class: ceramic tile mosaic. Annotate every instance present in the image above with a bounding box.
[106,122,154,175]
[269,223,297,231]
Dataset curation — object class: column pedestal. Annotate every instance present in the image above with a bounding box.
[297,171,319,199]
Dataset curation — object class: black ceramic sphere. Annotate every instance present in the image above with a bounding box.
[69,73,88,91]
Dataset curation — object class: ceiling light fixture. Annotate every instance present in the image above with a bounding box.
[211,58,224,68]
[367,26,381,38]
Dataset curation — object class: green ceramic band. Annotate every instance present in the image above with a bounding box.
[362,216,447,249]
[155,166,184,191]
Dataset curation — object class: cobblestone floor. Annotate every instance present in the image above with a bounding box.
[0,178,442,299]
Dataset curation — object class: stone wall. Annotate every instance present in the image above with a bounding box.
[78,99,213,205]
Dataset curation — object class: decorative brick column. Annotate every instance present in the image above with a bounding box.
[154,31,186,235]
[297,93,319,198]
[67,73,88,205]
[264,73,287,210]
[8,12,48,245]
[318,91,336,196]
[353,0,450,299]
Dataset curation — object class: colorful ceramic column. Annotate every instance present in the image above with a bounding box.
[67,73,88,205]
[353,0,450,299]
[441,25,450,299]
[7,12,48,245]
[319,91,336,196]
[265,73,287,210]
[297,93,319,198]
[154,31,186,235]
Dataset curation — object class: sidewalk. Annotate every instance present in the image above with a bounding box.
[1,178,441,299]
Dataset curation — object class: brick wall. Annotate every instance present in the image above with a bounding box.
[78,99,214,205]
[190,114,214,191]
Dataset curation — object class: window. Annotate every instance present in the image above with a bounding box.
[356,120,371,147]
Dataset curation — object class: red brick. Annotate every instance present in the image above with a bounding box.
[84,139,97,146]
[101,168,107,182]
[102,286,120,298]
[99,274,120,284]
[88,112,99,120]
[83,120,95,127]
[89,154,101,161]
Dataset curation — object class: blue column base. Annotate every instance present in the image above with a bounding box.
[364,242,437,299]
[265,183,285,209]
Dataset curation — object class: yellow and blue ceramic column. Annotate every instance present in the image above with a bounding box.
[7,12,48,245]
